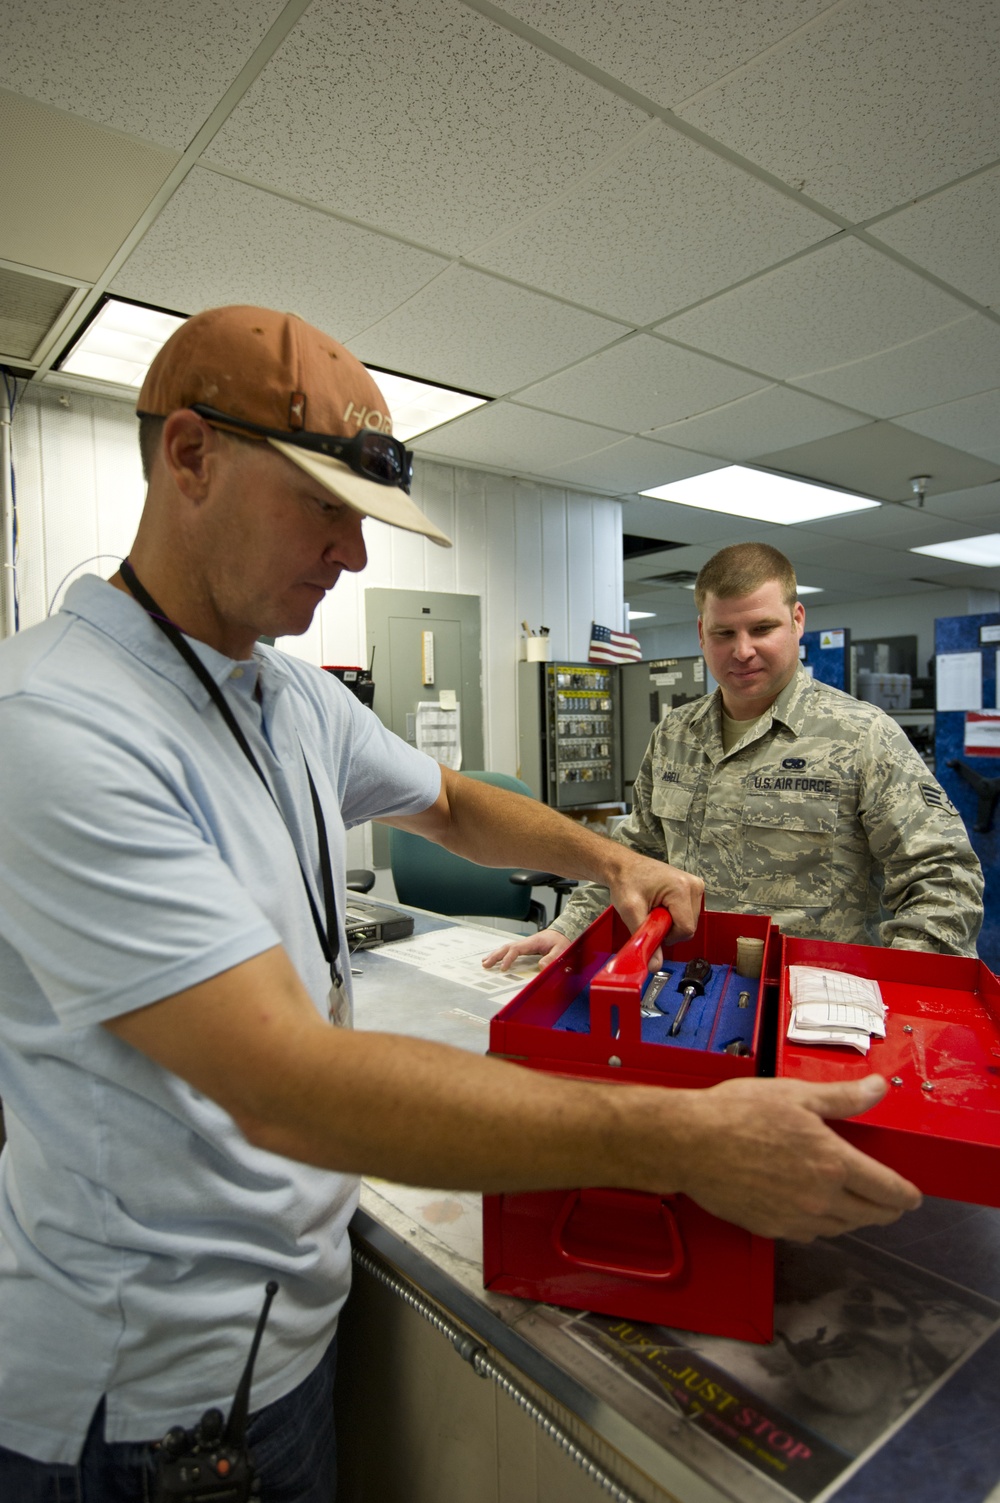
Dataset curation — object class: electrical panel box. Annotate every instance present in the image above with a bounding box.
[518,661,621,810]
[618,656,707,803]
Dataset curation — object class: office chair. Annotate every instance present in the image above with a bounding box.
[388,771,577,928]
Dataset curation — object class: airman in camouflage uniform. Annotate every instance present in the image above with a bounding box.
[486,541,983,975]
[549,663,983,953]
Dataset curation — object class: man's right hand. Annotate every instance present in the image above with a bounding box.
[657,1073,921,1241]
[483,928,570,973]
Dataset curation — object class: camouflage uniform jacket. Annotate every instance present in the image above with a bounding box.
[552,666,983,954]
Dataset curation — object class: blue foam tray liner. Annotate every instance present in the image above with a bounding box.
[553,959,760,1052]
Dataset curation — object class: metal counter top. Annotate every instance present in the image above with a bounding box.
[350,911,1000,1503]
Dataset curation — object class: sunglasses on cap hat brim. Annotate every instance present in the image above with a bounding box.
[174,402,415,494]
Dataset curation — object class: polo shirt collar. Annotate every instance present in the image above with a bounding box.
[60,574,289,710]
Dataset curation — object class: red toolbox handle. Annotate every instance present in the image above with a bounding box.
[589,906,673,1044]
[551,1188,686,1283]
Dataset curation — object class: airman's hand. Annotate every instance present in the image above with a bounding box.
[483,928,570,973]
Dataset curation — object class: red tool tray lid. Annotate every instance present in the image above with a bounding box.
[490,905,774,1087]
[776,936,1000,1206]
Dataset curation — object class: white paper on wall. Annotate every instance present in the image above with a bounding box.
[415,700,462,770]
[936,652,982,711]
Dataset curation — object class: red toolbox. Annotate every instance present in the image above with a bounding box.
[776,935,1000,1205]
[483,904,779,1343]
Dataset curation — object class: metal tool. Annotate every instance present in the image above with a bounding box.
[670,957,712,1036]
[738,990,750,1009]
[723,1040,751,1056]
[641,970,671,1016]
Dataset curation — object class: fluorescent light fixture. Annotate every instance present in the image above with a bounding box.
[628,609,656,620]
[796,585,824,594]
[364,367,487,440]
[910,534,1000,567]
[640,464,879,525]
[57,299,486,440]
[59,298,185,387]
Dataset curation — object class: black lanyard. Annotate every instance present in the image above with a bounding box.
[119,559,343,988]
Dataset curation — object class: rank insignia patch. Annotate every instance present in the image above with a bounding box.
[921,783,958,815]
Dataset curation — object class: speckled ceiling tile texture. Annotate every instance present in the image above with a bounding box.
[346,264,627,396]
[111,168,447,338]
[659,237,970,379]
[677,0,1000,221]
[494,0,834,109]
[0,0,289,149]
[651,385,870,462]
[517,333,767,430]
[205,0,649,257]
[870,166,1000,309]
[794,313,1000,419]
[476,118,836,325]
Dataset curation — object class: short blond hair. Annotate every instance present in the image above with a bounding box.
[694,543,798,612]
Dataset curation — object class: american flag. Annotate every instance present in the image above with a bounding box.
[588,622,642,664]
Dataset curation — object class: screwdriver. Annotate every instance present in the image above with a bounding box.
[670,957,712,1037]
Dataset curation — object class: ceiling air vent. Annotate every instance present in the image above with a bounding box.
[623,533,684,560]
[0,267,78,363]
[643,569,699,586]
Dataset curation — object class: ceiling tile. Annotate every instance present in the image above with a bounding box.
[0,91,179,282]
[476,120,834,324]
[539,437,723,493]
[112,169,446,338]
[206,0,647,257]
[410,402,622,472]
[794,315,1000,419]
[788,505,976,549]
[618,498,788,548]
[658,239,968,379]
[896,391,1000,466]
[0,1,288,149]
[755,422,1000,504]
[494,0,833,109]
[924,479,1000,524]
[651,384,871,460]
[346,266,626,396]
[782,535,954,578]
[517,334,766,430]
[676,0,1000,221]
[869,166,1000,309]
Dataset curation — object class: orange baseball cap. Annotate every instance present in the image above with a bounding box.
[137,305,451,548]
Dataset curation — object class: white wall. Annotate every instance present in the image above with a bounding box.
[10,384,624,865]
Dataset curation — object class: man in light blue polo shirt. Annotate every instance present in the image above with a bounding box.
[0,306,919,1501]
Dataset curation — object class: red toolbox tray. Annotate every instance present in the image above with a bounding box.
[776,936,1000,1207]
[484,905,779,1343]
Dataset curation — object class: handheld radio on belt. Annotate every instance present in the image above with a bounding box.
[152,1281,278,1503]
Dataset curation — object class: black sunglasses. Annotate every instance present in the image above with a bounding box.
[182,403,414,493]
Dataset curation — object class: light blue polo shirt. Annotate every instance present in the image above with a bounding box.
[0,575,441,1463]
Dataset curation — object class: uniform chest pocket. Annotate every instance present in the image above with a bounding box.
[740,787,839,904]
[650,782,694,824]
[649,782,694,867]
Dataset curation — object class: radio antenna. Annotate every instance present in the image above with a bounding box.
[224,1281,279,1449]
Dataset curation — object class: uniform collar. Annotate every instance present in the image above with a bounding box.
[60,574,290,710]
[696,663,811,758]
[769,664,814,735]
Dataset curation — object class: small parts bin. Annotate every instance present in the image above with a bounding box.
[777,936,1000,1208]
[483,905,779,1343]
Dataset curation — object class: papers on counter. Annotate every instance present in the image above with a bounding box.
[786,966,886,1054]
